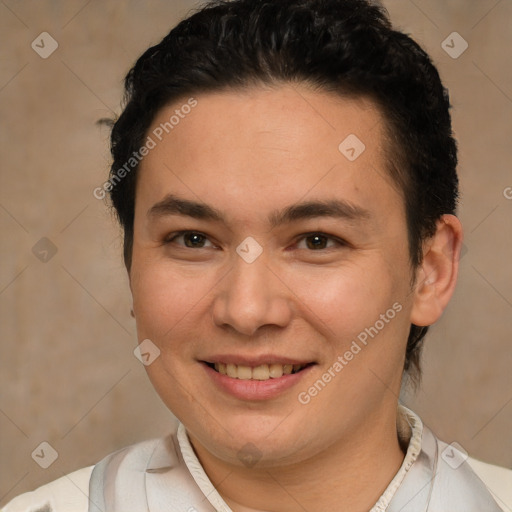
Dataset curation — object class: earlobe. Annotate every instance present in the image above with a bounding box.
[410,214,463,327]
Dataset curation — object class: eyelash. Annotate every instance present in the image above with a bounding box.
[163,231,346,251]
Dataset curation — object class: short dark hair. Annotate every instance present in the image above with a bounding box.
[107,0,459,383]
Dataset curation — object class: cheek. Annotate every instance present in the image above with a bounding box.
[130,261,216,343]
[281,260,400,342]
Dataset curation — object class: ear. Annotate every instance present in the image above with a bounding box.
[410,214,463,327]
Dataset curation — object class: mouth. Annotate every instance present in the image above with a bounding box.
[201,358,316,400]
[203,362,313,381]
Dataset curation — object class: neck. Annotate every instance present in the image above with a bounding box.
[189,406,406,512]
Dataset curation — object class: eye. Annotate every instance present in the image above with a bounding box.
[295,233,345,251]
[164,231,216,249]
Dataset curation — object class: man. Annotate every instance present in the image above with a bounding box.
[4,0,511,511]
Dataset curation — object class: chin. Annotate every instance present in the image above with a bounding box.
[192,413,317,467]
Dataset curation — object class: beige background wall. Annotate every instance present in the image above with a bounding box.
[1,0,511,504]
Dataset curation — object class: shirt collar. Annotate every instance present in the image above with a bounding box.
[176,403,424,512]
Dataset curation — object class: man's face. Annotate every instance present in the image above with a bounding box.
[130,85,417,467]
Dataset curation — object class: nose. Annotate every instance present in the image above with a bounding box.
[211,251,293,337]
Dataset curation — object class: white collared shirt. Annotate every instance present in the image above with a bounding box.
[3,405,511,512]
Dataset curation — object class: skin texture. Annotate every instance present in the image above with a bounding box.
[129,84,463,512]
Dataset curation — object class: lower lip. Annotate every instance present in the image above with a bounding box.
[202,363,314,401]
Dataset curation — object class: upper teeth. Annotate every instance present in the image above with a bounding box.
[214,363,306,380]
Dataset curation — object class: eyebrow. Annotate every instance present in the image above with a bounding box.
[147,193,371,228]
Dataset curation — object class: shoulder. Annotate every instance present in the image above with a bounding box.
[0,429,180,512]
[430,433,512,511]
[1,466,93,512]
[397,409,511,512]
[467,456,512,512]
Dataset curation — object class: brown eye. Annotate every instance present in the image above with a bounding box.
[166,231,214,248]
[183,232,207,247]
[296,233,344,251]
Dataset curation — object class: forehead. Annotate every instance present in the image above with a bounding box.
[136,84,403,227]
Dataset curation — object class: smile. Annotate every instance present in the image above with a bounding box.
[206,362,309,380]
[201,359,316,400]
